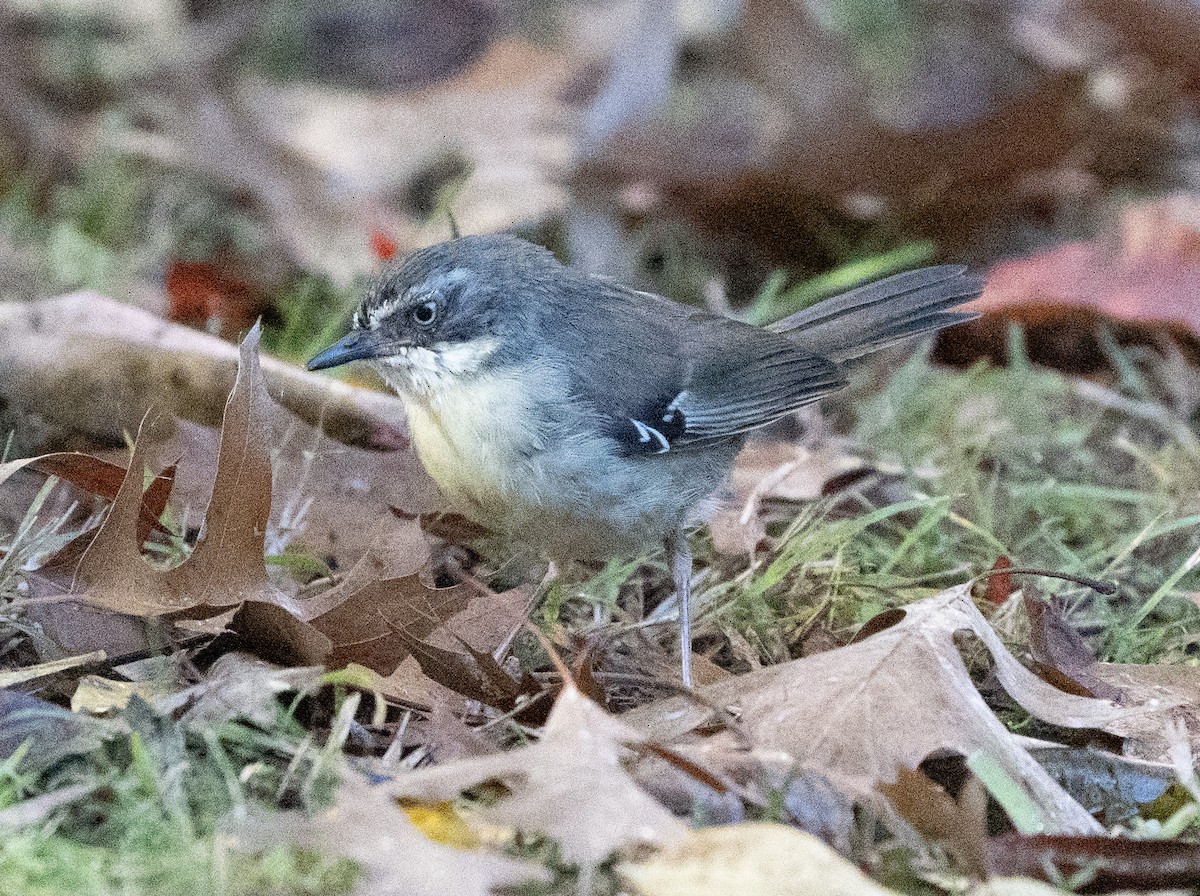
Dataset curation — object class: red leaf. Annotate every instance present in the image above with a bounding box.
[369,230,400,262]
[982,556,1013,606]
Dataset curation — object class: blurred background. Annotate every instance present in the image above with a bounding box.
[2,0,1200,358]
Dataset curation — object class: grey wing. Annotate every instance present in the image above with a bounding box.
[599,319,846,457]
[553,278,845,457]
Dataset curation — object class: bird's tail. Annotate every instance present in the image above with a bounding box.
[768,265,983,363]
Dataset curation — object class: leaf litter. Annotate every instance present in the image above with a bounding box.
[64,324,280,618]
[388,681,687,866]
[228,771,548,896]
[621,584,1168,834]
[1,308,1198,893]
[7,324,477,672]
[620,822,896,896]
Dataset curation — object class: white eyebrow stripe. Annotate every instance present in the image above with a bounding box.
[367,296,403,329]
[631,419,671,453]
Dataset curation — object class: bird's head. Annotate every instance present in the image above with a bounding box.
[307,235,559,394]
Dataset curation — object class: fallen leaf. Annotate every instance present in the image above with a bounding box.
[391,630,545,717]
[62,324,279,616]
[388,683,686,865]
[377,584,537,708]
[579,58,1164,276]
[709,438,866,557]
[879,767,990,879]
[227,771,546,896]
[421,698,495,763]
[225,599,332,668]
[0,291,440,571]
[622,585,1165,834]
[1023,590,1123,702]
[302,522,433,617]
[14,326,334,666]
[935,195,1200,372]
[619,822,896,896]
[983,556,1014,606]
[71,675,165,715]
[1090,662,1200,763]
[314,579,459,674]
[401,800,481,850]
[0,451,174,545]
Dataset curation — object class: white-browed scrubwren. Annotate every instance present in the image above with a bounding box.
[308,235,982,685]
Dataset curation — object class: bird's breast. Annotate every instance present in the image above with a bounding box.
[401,369,547,525]
[398,365,737,562]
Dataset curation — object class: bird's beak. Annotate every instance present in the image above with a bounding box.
[306,329,392,371]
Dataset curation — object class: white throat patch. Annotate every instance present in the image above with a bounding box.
[376,337,500,395]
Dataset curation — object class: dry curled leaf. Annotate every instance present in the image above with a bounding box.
[61,324,280,617]
[622,585,1167,834]
[378,584,539,711]
[1090,662,1200,763]
[388,682,686,865]
[879,767,990,879]
[1023,589,1122,702]
[310,574,466,674]
[16,326,331,664]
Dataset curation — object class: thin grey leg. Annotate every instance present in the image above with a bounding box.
[667,531,693,687]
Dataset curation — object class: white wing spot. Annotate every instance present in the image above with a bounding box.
[631,419,671,454]
[664,390,690,421]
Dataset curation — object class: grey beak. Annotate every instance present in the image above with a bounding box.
[307,329,390,371]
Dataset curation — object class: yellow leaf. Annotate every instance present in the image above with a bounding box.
[402,800,480,850]
[71,675,163,714]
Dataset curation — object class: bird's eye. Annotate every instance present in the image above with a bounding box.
[411,300,438,326]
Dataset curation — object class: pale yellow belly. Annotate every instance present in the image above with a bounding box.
[402,373,545,528]
[398,368,736,561]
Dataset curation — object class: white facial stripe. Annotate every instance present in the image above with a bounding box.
[378,337,500,394]
[367,295,403,330]
[439,268,470,287]
[364,268,469,330]
[434,337,499,375]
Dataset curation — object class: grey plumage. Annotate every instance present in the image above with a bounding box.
[308,234,983,685]
[769,264,983,361]
[312,233,983,556]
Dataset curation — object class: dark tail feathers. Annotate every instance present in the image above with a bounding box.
[768,265,983,362]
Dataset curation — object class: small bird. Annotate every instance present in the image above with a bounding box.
[308,235,981,685]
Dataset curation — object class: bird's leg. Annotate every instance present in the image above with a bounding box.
[666,531,693,687]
